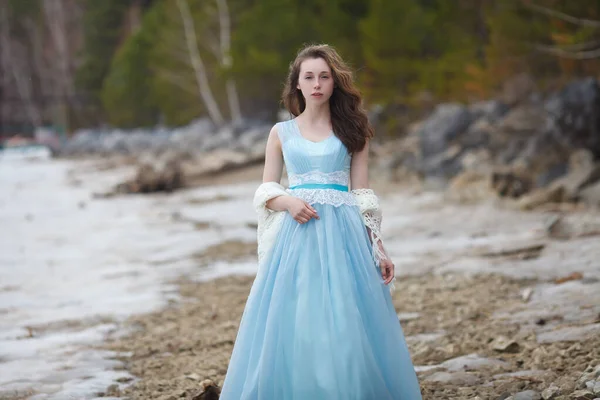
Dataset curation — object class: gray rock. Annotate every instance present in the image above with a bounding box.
[536,163,568,187]
[578,365,600,388]
[537,324,600,344]
[542,385,560,399]
[570,389,595,400]
[423,371,480,385]
[417,103,474,158]
[513,390,542,400]
[237,126,269,149]
[439,353,510,372]
[580,181,600,206]
[468,100,509,122]
[548,159,600,201]
[419,144,465,179]
[544,77,600,158]
[494,370,550,380]
[201,127,235,152]
[397,312,420,322]
[491,336,521,353]
[498,106,547,134]
[461,118,493,150]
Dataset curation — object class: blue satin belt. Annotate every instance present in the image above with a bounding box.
[289,183,349,192]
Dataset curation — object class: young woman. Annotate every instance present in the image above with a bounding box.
[220,44,422,400]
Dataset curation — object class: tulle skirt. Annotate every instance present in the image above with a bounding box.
[220,203,422,400]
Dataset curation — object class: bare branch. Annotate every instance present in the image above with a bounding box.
[154,69,198,96]
[176,0,224,126]
[550,39,600,52]
[523,2,600,28]
[532,43,600,59]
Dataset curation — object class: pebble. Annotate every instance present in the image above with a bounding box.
[570,389,595,399]
[423,371,480,385]
[537,324,600,344]
[513,390,542,400]
[542,384,560,399]
[438,353,511,372]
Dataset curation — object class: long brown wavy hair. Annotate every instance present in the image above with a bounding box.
[282,44,374,154]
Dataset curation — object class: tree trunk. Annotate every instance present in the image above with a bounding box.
[176,0,225,127]
[0,4,42,130]
[216,0,243,127]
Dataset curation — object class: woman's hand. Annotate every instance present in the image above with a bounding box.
[284,197,319,224]
[380,257,395,285]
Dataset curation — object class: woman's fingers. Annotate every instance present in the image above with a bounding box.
[295,205,319,224]
[380,262,388,281]
[380,259,395,285]
[296,215,308,223]
[304,204,319,219]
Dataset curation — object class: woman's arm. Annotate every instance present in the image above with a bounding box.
[263,125,284,184]
[263,125,288,212]
[350,140,370,190]
[350,141,395,285]
[263,125,319,222]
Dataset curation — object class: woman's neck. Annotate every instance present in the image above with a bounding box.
[300,102,331,126]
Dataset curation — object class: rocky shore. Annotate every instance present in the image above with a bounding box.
[93,172,600,400]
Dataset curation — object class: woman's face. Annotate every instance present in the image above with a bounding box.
[296,57,334,105]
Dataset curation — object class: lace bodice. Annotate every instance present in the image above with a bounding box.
[277,119,356,207]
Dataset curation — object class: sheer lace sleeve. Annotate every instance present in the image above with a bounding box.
[351,188,387,263]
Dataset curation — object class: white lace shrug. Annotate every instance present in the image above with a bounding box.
[253,182,387,269]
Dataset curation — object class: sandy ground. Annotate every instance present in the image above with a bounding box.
[97,166,600,400]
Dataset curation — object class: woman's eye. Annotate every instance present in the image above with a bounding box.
[305,76,312,80]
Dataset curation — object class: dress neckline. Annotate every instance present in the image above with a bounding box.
[292,118,334,144]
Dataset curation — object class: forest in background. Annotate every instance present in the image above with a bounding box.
[1,0,599,135]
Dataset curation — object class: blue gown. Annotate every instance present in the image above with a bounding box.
[220,119,422,400]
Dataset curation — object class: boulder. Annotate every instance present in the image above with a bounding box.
[116,151,185,194]
[417,103,474,158]
[548,150,600,201]
[544,78,600,158]
[580,181,600,207]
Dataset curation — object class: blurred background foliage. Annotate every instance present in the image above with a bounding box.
[1,0,599,132]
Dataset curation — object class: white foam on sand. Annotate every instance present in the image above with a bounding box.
[0,157,258,399]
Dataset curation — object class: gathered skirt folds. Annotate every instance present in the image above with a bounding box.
[220,202,422,400]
